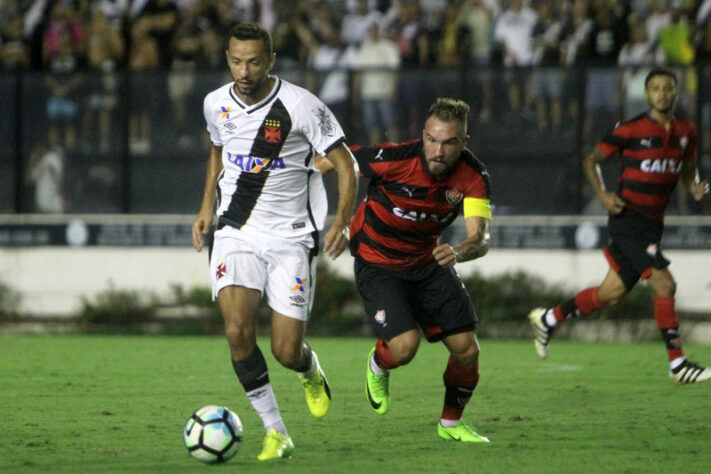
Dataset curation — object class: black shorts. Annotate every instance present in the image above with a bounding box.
[604,209,669,290]
[354,257,477,342]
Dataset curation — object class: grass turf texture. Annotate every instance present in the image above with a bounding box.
[1,335,710,473]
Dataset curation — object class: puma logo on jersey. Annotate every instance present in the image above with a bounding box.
[640,158,682,174]
[227,152,286,173]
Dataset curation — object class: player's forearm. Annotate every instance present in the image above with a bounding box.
[583,150,607,200]
[452,233,490,262]
[453,218,490,262]
[328,146,358,227]
[197,150,222,215]
[332,167,357,227]
[681,164,700,191]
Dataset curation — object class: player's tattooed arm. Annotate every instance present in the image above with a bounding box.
[433,217,490,267]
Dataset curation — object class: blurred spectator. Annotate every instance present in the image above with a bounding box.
[419,0,448,33]
[355,22,401,144]
[341,0,382,47]
[26,142,65,213]
[272,3,312,69]
[128,13,160,154]
[82,4,125,152]
[305,16,358,126]
[699,0,711,27]
[457,0,495,67]
[389,1,429,136]
[0,13,31,70]
[618,14,665,118]
[494,0,538,116]
[45,26,84,151]
[531,0,565,131]
[131,0,178,68]
[389,1,429,66]
[435,2,465,67]
[658,5,695,66]
[457,0,496,123]
[93,0,130,28]
[41,1,84,69]
[577,4,625,145]
[168,6,201,148]
[645,0,672,44]
[695,17,711,159]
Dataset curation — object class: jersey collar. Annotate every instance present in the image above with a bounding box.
[228,75,282,113]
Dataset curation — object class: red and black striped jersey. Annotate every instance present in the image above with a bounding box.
[349,139,491,270]
[598,112,697,221]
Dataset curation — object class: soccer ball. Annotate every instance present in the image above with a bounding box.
[184,405,243,463]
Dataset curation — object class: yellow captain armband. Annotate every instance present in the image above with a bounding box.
[463,198,492,220]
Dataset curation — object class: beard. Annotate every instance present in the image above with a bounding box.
[421,153,456,180]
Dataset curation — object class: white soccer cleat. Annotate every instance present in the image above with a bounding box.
[528,308,553,359]
[670,359,711,385]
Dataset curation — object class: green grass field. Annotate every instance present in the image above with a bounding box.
[1,335,710,473]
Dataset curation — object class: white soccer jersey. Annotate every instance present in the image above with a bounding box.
[203,77,345,241]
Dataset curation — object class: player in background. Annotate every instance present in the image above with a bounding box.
[192,23,357,460]
[318,98,493,442]
[529,67,711,384]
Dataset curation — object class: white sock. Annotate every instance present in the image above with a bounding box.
[246,383,287,436]
[439,418,460,428]
[670,356,686,371]
[544,309,558,328]
[370,353,388,376]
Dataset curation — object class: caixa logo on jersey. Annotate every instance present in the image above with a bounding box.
[640,158,682,174]
[393,207,455,223]
[227,152,285,173]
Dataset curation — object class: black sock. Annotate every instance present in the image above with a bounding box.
[232,347,269,392]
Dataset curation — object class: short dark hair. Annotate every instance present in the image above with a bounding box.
[644,67,677,88]
[427,97,469,122]
[227,23,273,57]
[427,98,469,131]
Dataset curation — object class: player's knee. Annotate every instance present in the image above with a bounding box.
[388,337,419,365]
[654,279,676,298]
[223,320,254,348]
[452,343,479,367]
[270,342,302,370]
[599,286,626,307]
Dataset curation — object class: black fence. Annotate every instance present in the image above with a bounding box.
[2,64,710,216]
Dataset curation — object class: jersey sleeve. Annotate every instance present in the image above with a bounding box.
[597,123,627,158]
[463,163,492,219]
[348,145,380,178]
[203,94,222,147]
[294,91,345,156]
[682,122,697,163]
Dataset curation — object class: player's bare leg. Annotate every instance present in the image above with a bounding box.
[529,269,624,358]
[437,331,489,443]
[647,269,711,384]
[218,287,292,460]
[271,312,331,417]
[366,330,419,414]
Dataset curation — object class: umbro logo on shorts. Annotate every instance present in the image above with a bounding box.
[290,295,305,305]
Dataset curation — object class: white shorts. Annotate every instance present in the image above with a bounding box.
[210,227,318,321]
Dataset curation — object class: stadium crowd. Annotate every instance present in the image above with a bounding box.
[3,0,711,214]
[3,0,711,137]
[3,0,711,74]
